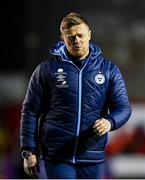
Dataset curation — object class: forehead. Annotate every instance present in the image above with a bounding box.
[63,23,90,35]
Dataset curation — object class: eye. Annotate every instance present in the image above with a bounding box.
[67,35,74,40]
[66,34,86,41]
[77,34,84,38]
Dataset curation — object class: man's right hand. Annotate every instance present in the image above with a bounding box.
[23,154,38,177]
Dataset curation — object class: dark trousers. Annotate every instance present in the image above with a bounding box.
[44,160,104,179]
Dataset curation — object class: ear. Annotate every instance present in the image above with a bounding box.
[60,34,64,41]
[89,30,91,40]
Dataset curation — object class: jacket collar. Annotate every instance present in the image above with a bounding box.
[50,41,102,62]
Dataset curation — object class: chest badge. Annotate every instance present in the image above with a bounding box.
[54,68,68,88]
[95,73,105,84]
[57,68,63,73]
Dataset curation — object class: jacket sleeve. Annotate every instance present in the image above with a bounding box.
[20,62,50,150]
[105,64,132,130]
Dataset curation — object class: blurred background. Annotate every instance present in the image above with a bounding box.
[0,0,145,178]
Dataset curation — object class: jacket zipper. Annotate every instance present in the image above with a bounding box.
[70,61,89,163]
[52,54,90,163]
[72,69,83,163]
[60,60,84,163]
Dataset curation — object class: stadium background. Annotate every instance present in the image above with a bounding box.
[0,0,145,178]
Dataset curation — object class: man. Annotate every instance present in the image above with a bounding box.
[20,12,132,179]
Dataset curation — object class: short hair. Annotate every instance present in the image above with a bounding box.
[60,12,90,33]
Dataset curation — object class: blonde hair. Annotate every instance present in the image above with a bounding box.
[60,12,90,33]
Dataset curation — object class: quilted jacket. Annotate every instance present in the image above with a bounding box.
[20,41,132,163]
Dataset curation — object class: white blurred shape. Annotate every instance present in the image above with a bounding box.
[110,155,145,177]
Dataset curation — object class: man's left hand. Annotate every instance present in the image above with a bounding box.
[93,118,111,136]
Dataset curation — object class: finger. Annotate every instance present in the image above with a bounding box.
[93,118,111,136]
[94,118,110,129]
[94,125,108,135]
[28,169,34,176]
[96,122,106,130]
[27,166,38,178]
[93,119,101,127]
[96,127,106,134]
[93,119,105,128]
[23,156,37,177]
[93,123,106,133]
[31,166,38,177]
[24,166,30,176]
[93,127,102,133]
[24,167,35,177]
[95,129,106,136]
[24,161,31,176]
[99,129,107,136]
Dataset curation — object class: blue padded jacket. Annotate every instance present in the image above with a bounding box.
[20,41,132,163]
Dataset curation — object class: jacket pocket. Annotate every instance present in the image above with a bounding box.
[41,121,76,158]
[42,121,74,146]
[77,129,107,152]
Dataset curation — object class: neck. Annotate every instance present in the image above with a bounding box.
[64,47,90,61]
[78,50,90,60]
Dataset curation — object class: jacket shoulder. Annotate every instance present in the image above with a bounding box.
[102,57,115,69]
[36,57,56,72]
[102,58,121,76]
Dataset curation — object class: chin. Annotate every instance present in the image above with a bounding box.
[74,51,84,56]
[73,53,82,57]
[75,55,85,59]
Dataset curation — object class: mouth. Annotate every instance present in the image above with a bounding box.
[73,45,82,50]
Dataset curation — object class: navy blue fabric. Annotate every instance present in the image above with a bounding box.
[20,41,132,163]
[44,160,104,179]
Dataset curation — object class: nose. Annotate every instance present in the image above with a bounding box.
[74,36,81,43]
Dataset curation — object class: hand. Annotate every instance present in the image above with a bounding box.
[23,154,38,177]
[93,118,111,136]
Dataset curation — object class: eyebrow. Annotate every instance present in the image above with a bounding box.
[67,32,88,36]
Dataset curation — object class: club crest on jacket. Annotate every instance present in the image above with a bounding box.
[95,73,105,84]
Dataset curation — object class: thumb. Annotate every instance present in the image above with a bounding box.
[27,154,37,167]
